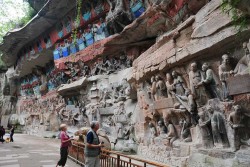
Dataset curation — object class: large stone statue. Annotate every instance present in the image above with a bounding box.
[128,123,136,142]
[234,41,250,76]
[164,120,177,147]
[149,122,157,144]
[189,62,208,107]
[177,89,198,125]
[207,105,229,148]
[172,71,186,96]
[198,63,220,99]
[156,120,168,138]
[106,0,132,35]
[87,105,100,123]
[228,105,249,151]
[198,110,214,148]
[165,73,174,97]
[180,119,192,142]
[218,54,234,101]
[155,75,167,100]
[117,122,125,139]
[149,76,157,101]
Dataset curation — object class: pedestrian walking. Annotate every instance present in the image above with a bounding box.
[0,126,3,139]
[10,126,14,142]
[85,121,104,167]
[56,124,73,167]
[0,126,5,143]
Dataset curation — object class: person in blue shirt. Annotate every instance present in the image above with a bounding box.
[85,121,104,167]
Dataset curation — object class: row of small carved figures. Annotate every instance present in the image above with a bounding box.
[148,53,249,109]
[148,102,249,151]
[20,55,132,93]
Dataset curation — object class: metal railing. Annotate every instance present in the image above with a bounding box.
[68,141,168,167]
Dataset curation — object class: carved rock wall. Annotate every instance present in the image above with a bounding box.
[131,0,250,82]
[129,0,250,166]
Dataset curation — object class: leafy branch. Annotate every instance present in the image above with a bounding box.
[72,0,82,44]
[221,0,249,32]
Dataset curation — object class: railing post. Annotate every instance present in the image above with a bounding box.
[77,144,79,164]
[117,154,120,167]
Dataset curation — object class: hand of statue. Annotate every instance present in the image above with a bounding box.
[230,70,234,75]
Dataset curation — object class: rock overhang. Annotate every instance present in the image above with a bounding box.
[0,0,76,67]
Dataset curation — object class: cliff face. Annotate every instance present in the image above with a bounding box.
[130,1,250,166]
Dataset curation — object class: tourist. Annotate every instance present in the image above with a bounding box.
[10,126,15,142]
[85,121,104,167]
[56,124,73,167]
[0,126,4,139]
[0,126,5,143]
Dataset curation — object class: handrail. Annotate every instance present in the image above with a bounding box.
[68,141,169,167]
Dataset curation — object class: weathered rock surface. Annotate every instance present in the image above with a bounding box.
[131,0,250,82]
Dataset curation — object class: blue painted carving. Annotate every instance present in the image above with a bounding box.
[130,0,145,18]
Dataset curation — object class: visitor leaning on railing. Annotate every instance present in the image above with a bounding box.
[85,121,105,167]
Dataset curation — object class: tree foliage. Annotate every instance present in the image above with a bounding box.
[0,0,36,68]
[221,0,249,32]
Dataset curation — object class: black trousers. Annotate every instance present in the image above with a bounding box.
[10,133,14,142]
[57,147,68,166]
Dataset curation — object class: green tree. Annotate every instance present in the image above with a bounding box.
[0,0,36,68]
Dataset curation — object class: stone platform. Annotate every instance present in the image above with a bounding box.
[0,134,80,167]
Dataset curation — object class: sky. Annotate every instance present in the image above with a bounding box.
[0,0,28,23]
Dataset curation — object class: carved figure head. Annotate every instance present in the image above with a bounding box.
[222,54,230,65]
[190,62,197,72]
[157,120,164,127]
[166,73,172,82]
[155,75,160,81]
[172,71,177,78]
[206,105,214,114]
[198,109,206,120]
[149,122,154,128]
[202,63,209,72]
[150,76,155,83]
[233,105,242,113]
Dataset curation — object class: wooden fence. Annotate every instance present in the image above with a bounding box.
[68,142,168,167]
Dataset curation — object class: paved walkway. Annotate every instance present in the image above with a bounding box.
[0,134,80,167]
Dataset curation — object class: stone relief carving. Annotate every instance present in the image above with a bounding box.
[234,40,250,76]
[206,104,229,148]
[189,62,208,107]
[218,54,234,101]
[135,39,250,166]
[228,105,250,151]
[106,0,133,35]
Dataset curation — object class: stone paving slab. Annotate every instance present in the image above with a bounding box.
[0,134,80,167]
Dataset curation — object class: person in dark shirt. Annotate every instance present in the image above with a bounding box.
[0,126,5,143]
[10,126,15,142]
[85,121,104,167]
[0,126,4,139]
